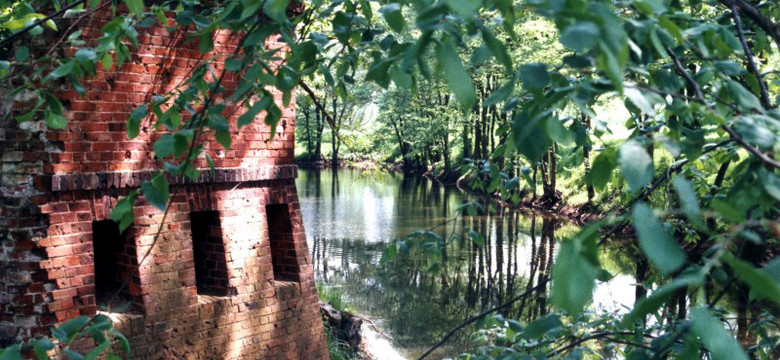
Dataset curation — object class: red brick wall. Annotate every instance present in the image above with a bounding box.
[0,9,328,360]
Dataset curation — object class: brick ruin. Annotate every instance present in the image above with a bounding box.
[0,9,330,360]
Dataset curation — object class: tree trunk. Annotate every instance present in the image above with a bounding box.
[304,106,313,159]
[315,106,324,160]
[331,134,339,168]
[582,115,595,203]
[463,121,471,159]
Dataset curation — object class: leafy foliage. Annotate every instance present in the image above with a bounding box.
[1,0,779,358]
[0,315,129,360]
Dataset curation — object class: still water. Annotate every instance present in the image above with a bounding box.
[296,169,637,359]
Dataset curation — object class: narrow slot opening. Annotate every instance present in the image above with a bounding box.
[190,211,231,296]
[266,204,299,282]
[91,220,142,313]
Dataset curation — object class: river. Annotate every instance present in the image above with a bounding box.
[296,168,638,359]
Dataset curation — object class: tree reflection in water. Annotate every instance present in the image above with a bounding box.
[300,169,628,358]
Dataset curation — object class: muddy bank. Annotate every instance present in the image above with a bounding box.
[320,302,406,360]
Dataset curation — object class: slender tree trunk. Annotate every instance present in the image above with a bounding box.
[532,165,538,201]
[474,83,484,159]
[304,106,313,159]
[550,144,557,198]
[489,105,497,154]
[315,108,324,160]
[463,121,471,159]
[582,115,595,203]
[331,130,339,168]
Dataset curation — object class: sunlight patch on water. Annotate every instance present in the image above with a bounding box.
[593,274,636,314]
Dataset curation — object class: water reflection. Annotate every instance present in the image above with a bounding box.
[298,169,634,359]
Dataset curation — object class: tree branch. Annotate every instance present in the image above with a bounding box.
[599,138,735,244]
[0,0,87,47]
[729,0,772,108]
[416,279,549,360]
[667,48,780,169]
[718,0,780,48]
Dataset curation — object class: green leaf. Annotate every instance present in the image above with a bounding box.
[199,32,213,54]
[45,111,67,129]
[444,0,481,17]
[631,203,686,274]
[74,48,96,63]
[559,22,600,52]
[100,53,113,70]
[216,129,232,149]
[264,0,291,22]
[83,341,110,360]
[153,135,176,158]
[0,345,24,360]
[43,92,63,115]
[690,307,749,360]
[365,59,392,88]
[659,16,682,40]
[511,111,551,161]
[710,198,746,223]
[552,238,599,315]
[522,314,562,339]
[518,63,549,90]
[49,61,76,78]
[124,0,145,15]
[467,231,484,247]
[58,316,90,338]
[141,174,169,211]
[483,80,515,107]
[759,168,780,201]
[590,148,616,191]
[63,350,83,360]
[622,274,703,327]
[618,140,653,192]
[723,253,780,305]
[544,117,575,146]
[436,40,476,110]
[111,329,131,357]
[379,3,405,33]
[389,66,412,90]
[109,191,137,232]
[727,80,763,112]
[672,175,700,220]
[625,88,657,116]
[596,41,624,93]
[15,46,29,62]
[237,96,271,128]
[482,27,512,71]
[225,57,243,72]
[127,105,147,139]
[0,60,9,77]
[33,338,54,360]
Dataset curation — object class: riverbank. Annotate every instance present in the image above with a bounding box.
[297,158,605,226]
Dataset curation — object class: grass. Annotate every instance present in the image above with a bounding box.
[325,322,360,360]
[318,282,360,359]
[317,282,350,312]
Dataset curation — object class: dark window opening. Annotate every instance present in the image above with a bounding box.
[190,211,231,296]
[266,204,299,281]
[92,220,142,313]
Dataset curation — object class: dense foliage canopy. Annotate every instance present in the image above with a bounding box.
[1,0,779,359]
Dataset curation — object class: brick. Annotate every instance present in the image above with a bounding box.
[0,7,327,359]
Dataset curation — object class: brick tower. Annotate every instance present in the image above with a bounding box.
[0,9,329,360]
